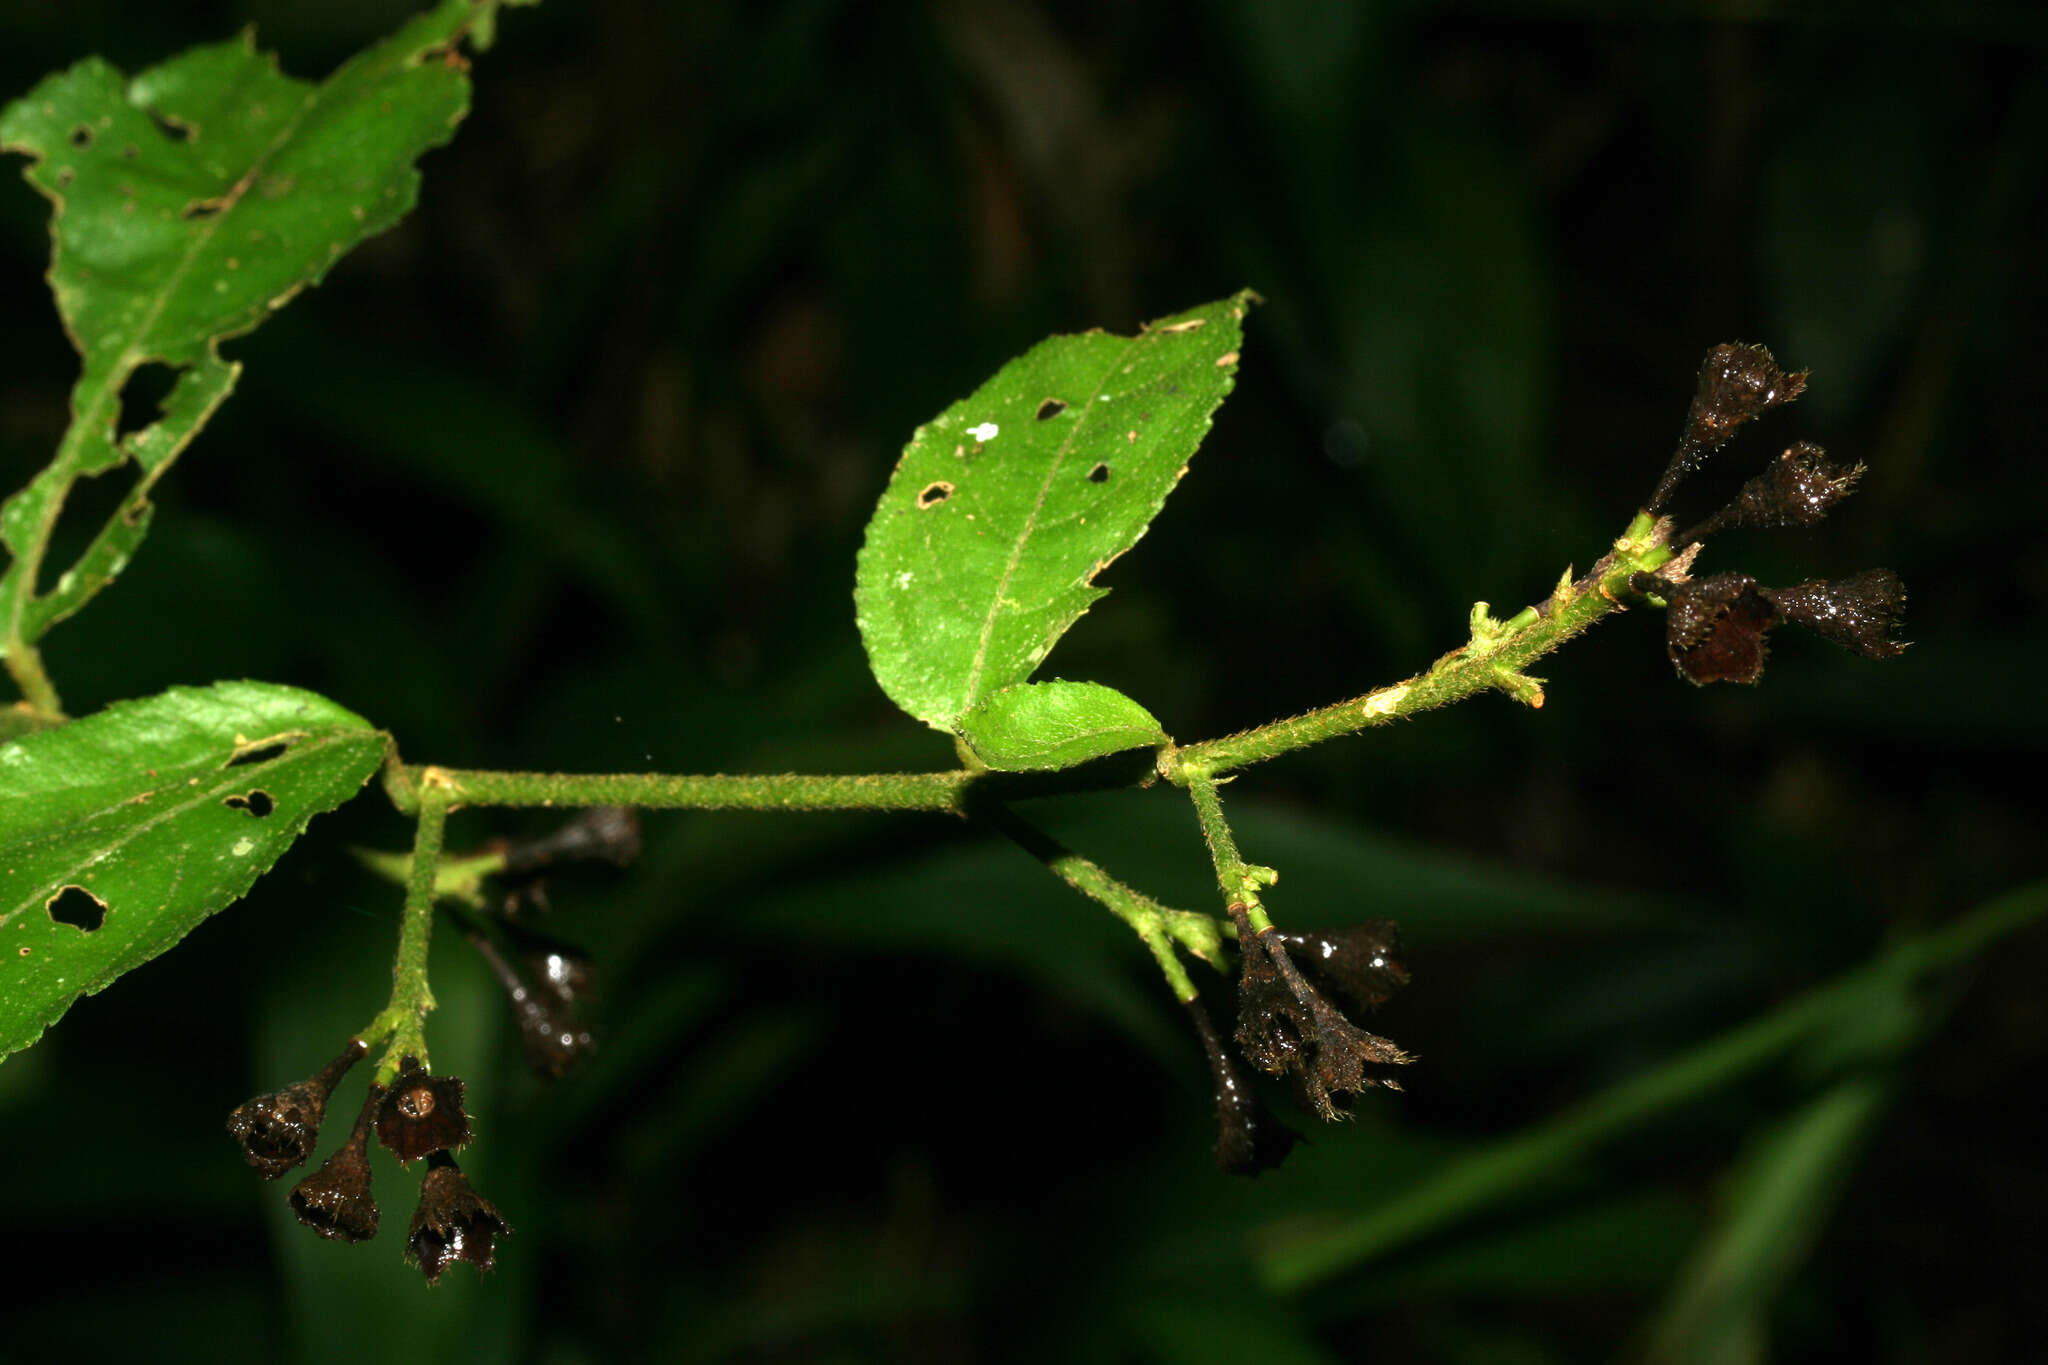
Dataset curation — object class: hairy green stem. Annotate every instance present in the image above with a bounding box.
[981,803,1225,1000]
[1255,877,2048,1292]
[3,638,61,718]
[360,789,451,1082]
[1183,772,1275,932]
[381,761,980,816]
[1170,512,1673,779]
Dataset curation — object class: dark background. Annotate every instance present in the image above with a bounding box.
[3,1,2045,1361]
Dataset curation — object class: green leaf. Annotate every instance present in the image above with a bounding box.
[0,681,385,1059]
[0,1,506,667]
[855,291,1254,730]
[958,680,1166,772]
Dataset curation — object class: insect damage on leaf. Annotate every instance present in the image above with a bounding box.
[854,291,1257,733]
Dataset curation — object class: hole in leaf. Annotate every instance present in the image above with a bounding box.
[68,125,93,148]
[48,886,107,933]
[917,481,954,509]
[35,465,137,596]
[226,740,291,767]
[181,199,226,221]
[116,361,180,443]
[225,790,275,818]
[1036,398,1067,420]
[1088,463,1110,483]
[147,109,192,143]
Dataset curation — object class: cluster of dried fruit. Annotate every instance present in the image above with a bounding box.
[224,808,633,1281]
[1191,917,1414,1175]
[1643,342,1907,685]
[227,1046,504,1284]
[1185,342,1906,1177]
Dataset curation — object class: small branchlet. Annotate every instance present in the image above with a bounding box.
[225,1038,367,1177]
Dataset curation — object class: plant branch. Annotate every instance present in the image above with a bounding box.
[380,760,982,816]
[979,802,1226,1001]
[1168,512,1675,779]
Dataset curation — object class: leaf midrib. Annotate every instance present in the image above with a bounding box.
[956,328,1160,714]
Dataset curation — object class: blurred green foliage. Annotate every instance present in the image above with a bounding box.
[1,2,2043,1362]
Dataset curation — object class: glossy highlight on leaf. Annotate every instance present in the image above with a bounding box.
[855,291,1255,730]
[0,681,385,1058]
[957,680,1166,773]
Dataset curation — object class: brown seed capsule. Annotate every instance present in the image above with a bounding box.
[288,1085,384,1242]
[1649,343,1808,514]
[1232,906,1413,1122]
[1275,921,1411,1018]
[1185,997,1299,1176]
[225,1039,367,1178]
[407,1151,510,1285]
[1680,441,1866,544]
[1664,572,1784,685]
[469,928,596,1080]
[375,1063,471,1163]
[1767,570,1908,659]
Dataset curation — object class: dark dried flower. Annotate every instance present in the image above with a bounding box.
[376,1062,471,1163]
[1185,998,1298,1175]
[408,1151,509,1285]
[1654,568,1908,685]
[289,1085,383,1242]
[1679,441,1866,544]
[499,805,641,875]
[226,1039,366,1177]
[1662,572,1783,686]
[469,928,596,1079]
[1769,570,1908,659]
[1650,342,1807,513]
[524,941,594,1008]
[1275,921,1411,1018]
[1232,906,1413,1122]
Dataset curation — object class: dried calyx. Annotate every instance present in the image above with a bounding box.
[1273,921,1411,1017]
[226,1038,367,1177]
[408,1150,509,1285]
[1185,997,1299,1175]
[1677,441,1865,544]
[288,1084,385,1242]
[1649,342,1807,515]
[1638,343,1906,686]
[1645,569,1908,686]
[469,925,596,1079]
[376,1059,472,1163]
[496,805,641,876]
[1231,905,1414,1123]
